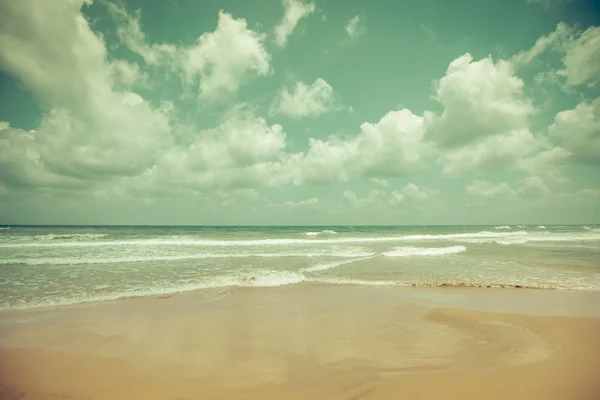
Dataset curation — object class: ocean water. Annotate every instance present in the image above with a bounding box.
[0,225,599,310]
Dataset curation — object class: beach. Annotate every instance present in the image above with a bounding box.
[1,285,600,399]
[1,225,599,398]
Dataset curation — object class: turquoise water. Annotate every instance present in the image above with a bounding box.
[0,225,599,309]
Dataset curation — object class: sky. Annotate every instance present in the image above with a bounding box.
[0,0,599,225]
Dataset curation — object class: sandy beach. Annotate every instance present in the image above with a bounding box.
[1,285,599,400]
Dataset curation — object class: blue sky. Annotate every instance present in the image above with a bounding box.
[0,0,598,225]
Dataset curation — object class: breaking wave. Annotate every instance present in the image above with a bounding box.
[0,249,376,266]
[304,230,337,236]
[382,246,466,257]
[2,273,584,310]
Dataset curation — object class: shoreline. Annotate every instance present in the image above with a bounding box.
[2,280,599,313]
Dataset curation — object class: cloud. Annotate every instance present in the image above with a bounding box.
[438,129,542,177]
[274,0,316,47]
[512,23,600,87]
[345,16,365,40]
[425,53,534,148]
[108,5,271,100]
[184,11,271,100]
[369,178,390,187]
[283,197,320,208]
[549,98,600,164]
[343,184,440,209]
[422,53,554,177]
[294,109,430,184]
[271,78,338,118]
[517,176,550,199]
[106,3,178,65]
[0,0,172,190]
[109,60,147,87]
[466,180,517,199]
[390,183,440,205]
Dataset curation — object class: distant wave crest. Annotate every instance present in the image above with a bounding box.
[382,246,466,257]
[304,230,337,236]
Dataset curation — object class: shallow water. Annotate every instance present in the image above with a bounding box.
[0,225,598,309]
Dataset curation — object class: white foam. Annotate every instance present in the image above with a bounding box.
[537,226,546,229]
[302,256,374,273]
[0,269,307,310]
[0,249,377,266]
[0,230,533,248]
[382,246,466,257]
[494,226,511,230]
[304,230,337,236]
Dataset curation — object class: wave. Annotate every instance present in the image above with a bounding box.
[304,230,337,236]
[0,231,531,248]
[3,273,583,310]
[0,233,109,242]
[2,230,600,249]
[537,226,546,229]
[494,226,511,230]
[0,249,376,266]
[382,246,466,257]
[302,256,374,273]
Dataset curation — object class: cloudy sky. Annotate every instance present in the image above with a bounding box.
[0,0,598,225]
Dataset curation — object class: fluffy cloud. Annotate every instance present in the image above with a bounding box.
[422,53,553,177]
[343,183,440,209]
[390,183,440,205]
[466,180,517,199]
[295,109,430,184]
[549,98,600,164]
[184,11,271,100]
[425,53,534,148]
[274,0,316,47]
[438,129,542,177]
[518,176,550,199]
[345,16,365,40]
[106,3,178,65]
[369,178,390,187]
[467,176,551,201]
[513,23,600,87]
[109,5,271,99]
[271,78,337,118]
[0,0,172,190]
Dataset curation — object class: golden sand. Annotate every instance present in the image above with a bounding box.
[0,285,599,399]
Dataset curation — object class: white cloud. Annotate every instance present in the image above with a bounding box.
[0,0,172,190]
[423,53,554,177]
[271,78,337,118]
[518,176,550,199]
[343,189,384,208]
[109,60,147,87]
[438,129,541,177]
[274,0,316,47]
[294,109,430,184]
[345,16,365,40]
[184,11,271,100]
[549,98,600,164]
[466,180,517,199]
[513,23,600,87]
[284,197,320,207]
[425,53,534,148]
[343,184,440,209]
[108,5,271,100]
[369,178,390,187]
[390,183,440,205]
[107,3,178,65]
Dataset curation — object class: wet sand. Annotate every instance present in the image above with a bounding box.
[0,285,599,399]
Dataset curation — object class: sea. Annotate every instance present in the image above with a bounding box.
[0,225,599,310]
